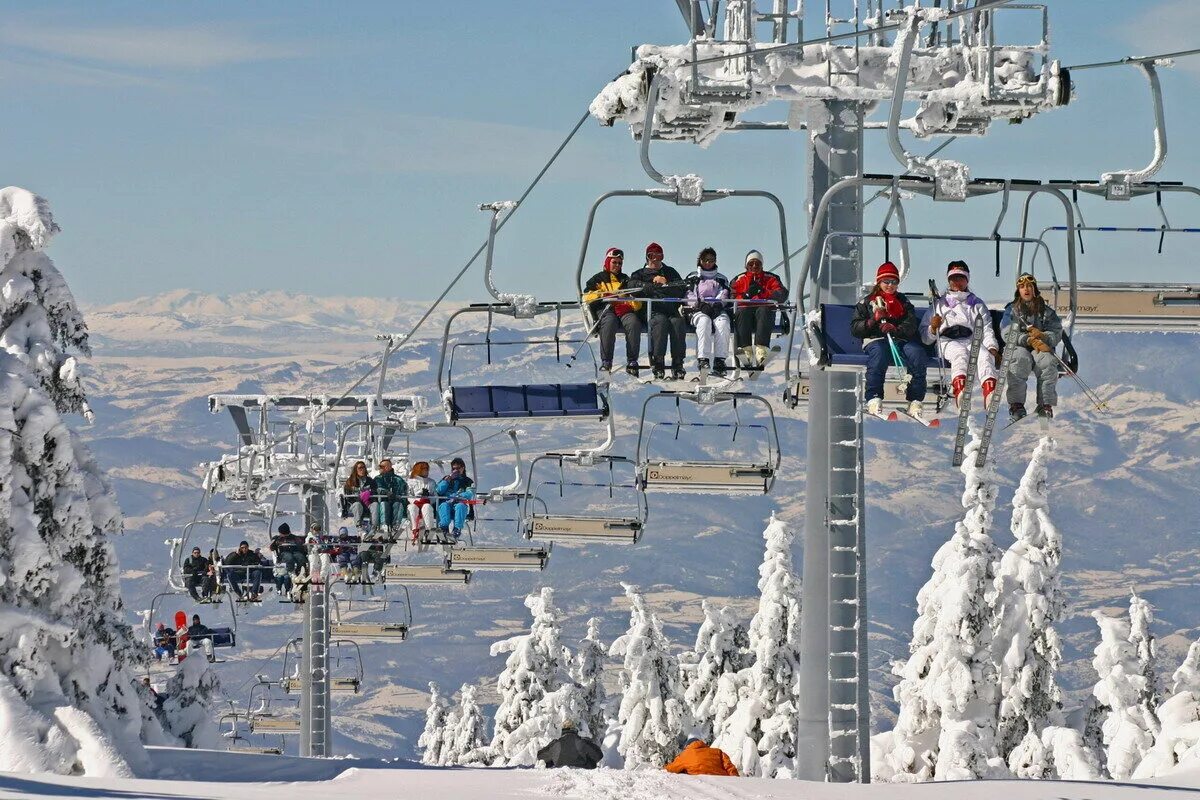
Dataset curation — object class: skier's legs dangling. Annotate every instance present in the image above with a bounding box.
[1006,348,1034,405]
[693,314,715,360]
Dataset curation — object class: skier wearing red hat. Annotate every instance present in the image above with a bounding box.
[921,260,999,407]
[850,262,928,418]
[731,249,788,369]
[628,242,687,380]
[583,247,644,375]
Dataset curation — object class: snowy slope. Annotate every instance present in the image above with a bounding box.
[76,292,1200,761]
[3,747,1200,799]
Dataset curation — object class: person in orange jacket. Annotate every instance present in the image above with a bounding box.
[664,738,740,777]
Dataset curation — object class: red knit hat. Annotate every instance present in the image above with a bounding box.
[875,261,900,282]
[645,242,663,256]
[604,247,625,271]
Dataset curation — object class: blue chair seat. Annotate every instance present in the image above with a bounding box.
[450,384,606,421]
[819,303,973,370]
[194,627,236,648]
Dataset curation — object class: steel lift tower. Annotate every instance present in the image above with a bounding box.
[591,0,1069,781]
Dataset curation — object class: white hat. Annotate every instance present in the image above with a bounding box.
[744,250,765,266]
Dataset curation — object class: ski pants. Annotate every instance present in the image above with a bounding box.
[225,566,262,598]
[692,312,731,360]
[936,337,997,386]
[865,339,928,402]
[437,498,472,531]
[341,495,365,524]
[409,499,436,536]
[597,308,642,366]
[1005,347,1058,406]
[647,311,687,368]
[186,574,215,602]
[734,306,775,349]
[371,498,405,530]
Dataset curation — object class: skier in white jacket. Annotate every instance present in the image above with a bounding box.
[921,260,999,407]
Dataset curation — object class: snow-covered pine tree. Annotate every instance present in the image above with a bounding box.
[713,513,803,778]
[1007,726,1100,779]
[157,642,220,749]
[1090,593,1160,780]
[877,424,1003,782]
[442,684,489,766]
[0,188,149,776]
[993,436,1065,764]
[684,600,746,742]
[418,682,449,766]
[1133,640,1200,778]
[610,583,684,769]
[488,587,574,765]
[573,617,609,742]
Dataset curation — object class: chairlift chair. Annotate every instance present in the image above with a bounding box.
[520,453,647,544]
[329,584,413,641]
[246,677,301,735]
[446,544,551,572]
[280,637,364,695]
[382,563,472,585]
[636,389,780,494]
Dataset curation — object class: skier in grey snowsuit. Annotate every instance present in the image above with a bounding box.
[1000,272,1063,420]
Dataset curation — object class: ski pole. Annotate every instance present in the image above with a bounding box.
[885,333,910,390]
[1048,349,1109,411]
[927,279,947,410]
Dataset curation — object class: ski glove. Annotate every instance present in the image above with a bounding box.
[1027,325,1043,339]
[990,348,1001,366]
[747,280,763,297]
[1031,338,1052,353]
[928,314,943,334]
[879,322,897,335]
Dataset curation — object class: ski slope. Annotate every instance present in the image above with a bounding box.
[3,747,1199,799]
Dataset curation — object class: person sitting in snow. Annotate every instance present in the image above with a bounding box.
[850,261,929,419]
[1001,272,1063,422]
[342,460,375,525]
[536,720,604,769]
[684,247,733,376]
[153,623,176,662]
[921,260,1000,408]
[731,249,788,370]
[665,738,740,777]
[371,458,407,535]
[582,246,643,376]
[435,457,476,540]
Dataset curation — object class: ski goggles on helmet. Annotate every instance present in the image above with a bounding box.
[1016,273,1038,287]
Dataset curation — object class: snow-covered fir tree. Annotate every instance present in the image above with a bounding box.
[488,587,575,765]
[0,188,148,776]
[683,600,747,742]
[1090,593,1160,780]
[875,425,1004,782]
[1133,640,1200,778]
[442,684,489,766]
[418,682,449,766]
[1007,726,1100,780]
[713,513,803,778]
[573,617,609,742]
[156,642,220,749]
[993,436,1065,764]
[610,583,684,769]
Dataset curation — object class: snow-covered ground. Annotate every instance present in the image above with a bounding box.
[73,292,1200,767]
[3,746,1200,799]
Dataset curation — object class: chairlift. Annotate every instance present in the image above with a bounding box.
[636,389,780,494]
[280,637,364,695]
[382,563,472,585]
[145,590,237,659]
[219,701,283,755]
[329,584,413,641]
[519,453,647,544]
[446,544,550,572]
[246,677,301,735]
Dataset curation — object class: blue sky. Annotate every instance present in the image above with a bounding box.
[2,0,1198,305]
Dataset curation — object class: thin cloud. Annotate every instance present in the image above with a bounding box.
[1121,1,1200,76]
[0,22,312,70]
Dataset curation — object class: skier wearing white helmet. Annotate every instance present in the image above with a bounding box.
[921,260,999,407]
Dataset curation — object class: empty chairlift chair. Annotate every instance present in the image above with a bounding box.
[280,638,363,695]
[520,453,647,544]
[636,391,780,494]
[329,586,412,641]
[382,563,472,585]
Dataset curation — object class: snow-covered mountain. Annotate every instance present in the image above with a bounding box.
[79,291,1200,761]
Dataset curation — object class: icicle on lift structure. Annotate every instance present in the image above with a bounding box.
[591,0,1072,782]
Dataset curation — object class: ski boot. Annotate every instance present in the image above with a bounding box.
[1009,403,1027,423]
[754,345,771,366]
[736,347,754,369]
[981,377,997,407]
[712,358,728,377]
[1036,404,1054,419]
[599,361,612,373]
[652,362,666,381]
[670,364,686,381]
[697,358,710,374]
[907,400,923,418]
[866,398,884,417]
[625,362,639,378]
[951,375,967,407]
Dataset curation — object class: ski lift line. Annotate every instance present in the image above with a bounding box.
[1065,46,1200,71]
[675,0,1015,72]
[1047,226,1200,233]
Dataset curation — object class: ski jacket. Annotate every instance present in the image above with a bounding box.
[730,270,787,304]
[921,290,999,351]
[183,555,212,578]
[406,475,436,499]
[628,264,686,315]
[536,731,604,769]
[270,533,306,557]
[1001,298,1062,349]
[153,628,175,648]
[343,474,375,496]
[224,550,260,568]
[665,741,740,776]
[437,474,474,497]
[373,472,407,501]
[187,622,213,639]
[583,270,642,319]
[850,291,920,347]
[684,267,731,318]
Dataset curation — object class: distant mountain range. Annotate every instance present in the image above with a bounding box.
[80,291,1200,758]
